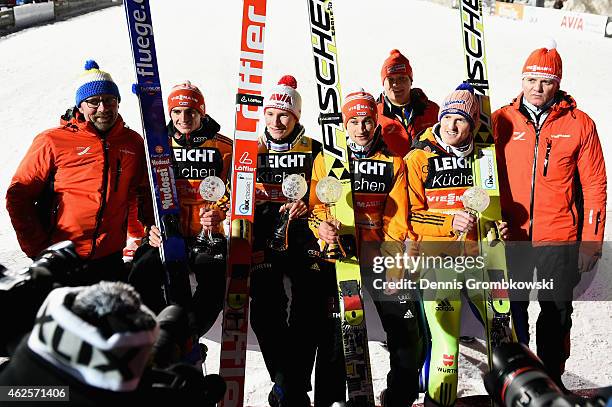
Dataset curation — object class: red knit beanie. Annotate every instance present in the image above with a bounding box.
[341,89,378,127]
[380,49,413,84]
[522,40,562,82]
[167,81,205,116]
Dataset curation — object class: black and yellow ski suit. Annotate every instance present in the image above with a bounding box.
[249,124,322,404]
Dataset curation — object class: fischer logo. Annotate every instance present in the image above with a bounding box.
[561,15,583,31]
[155,145,164,154]
[308,0,345,162]
[461,0,487,95]
[76,146,92,156]
[512,131,526,141]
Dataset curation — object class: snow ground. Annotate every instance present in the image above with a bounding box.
[0,0,610,405]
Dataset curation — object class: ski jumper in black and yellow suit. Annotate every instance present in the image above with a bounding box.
[250,123,324,400]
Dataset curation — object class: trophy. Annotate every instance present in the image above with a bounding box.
[267,174,308,251]
[315,176,344,259]
[192,175,226,260]
[459,186,491,254]
[461,186,490,215]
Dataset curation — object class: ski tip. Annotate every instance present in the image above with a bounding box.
[84,59,99,70]
[278,75,298,89]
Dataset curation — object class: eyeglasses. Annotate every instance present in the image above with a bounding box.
[84,96,118,109]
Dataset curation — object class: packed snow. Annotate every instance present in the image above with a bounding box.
[0,0,610,405]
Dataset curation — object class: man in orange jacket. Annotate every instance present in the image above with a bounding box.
[492,42,606,389]
[6,60,151,284]
[377,49,439,158]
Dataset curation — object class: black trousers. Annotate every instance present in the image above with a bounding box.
[363,270,424,407]
[127,243,225,336]
[507,243,579,385]
[249,246,324,399]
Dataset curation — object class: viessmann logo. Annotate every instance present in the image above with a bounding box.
[525,64,553,73]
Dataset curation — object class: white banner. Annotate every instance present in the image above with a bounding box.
[522,5,607,37]
[13,2,54,28]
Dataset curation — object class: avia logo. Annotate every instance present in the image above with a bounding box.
[269,93,293,105]
[239,152,253,165]
[76,146,92,155]
[404,309,414,319]
[443,354,455,367]
[512,131,526,141]
[561,16,583,31]
[551,134,572,139]
[436,299,454,312]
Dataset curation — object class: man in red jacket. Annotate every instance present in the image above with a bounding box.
[376,49,439,158]
[492,42,606,389]
[6,60,150,284]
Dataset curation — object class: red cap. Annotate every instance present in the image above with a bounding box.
[167,81,205,116]
[522,43,562,82]
[341,89,378,127]
[381,49,413,84]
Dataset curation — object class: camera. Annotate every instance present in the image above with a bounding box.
[484,342,612,407]
[0,265,226,405]
[0,240,82,354]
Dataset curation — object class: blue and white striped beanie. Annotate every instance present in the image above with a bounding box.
[75,60,121,107]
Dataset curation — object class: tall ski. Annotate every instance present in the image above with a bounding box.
[306,1,375,405]
[219,1,267,406]
[458,0,514,368]
[123,0,191,307]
